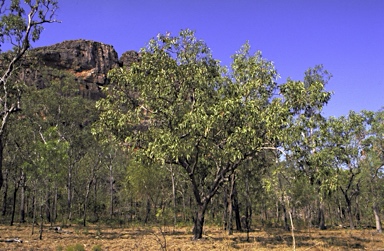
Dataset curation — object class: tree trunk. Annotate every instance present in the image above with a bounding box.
[244,175,252,241]
[31,186,36,235]
[346,205,354,229]
[67,164,73,223]
[373,202,382,233]
[83,178,93,227]
[355,196,361,227]
[226,173,236,235]
[108,163,114,219]
[282,198,290,231]
[275,200,280,225]
[144,197,151,223]
[93,177,99,221]
[193,204,206,240]
[288,208,296,251]
[318,200,326,230]
[10,182,19,226]
[233,185,242,232]
[53,185,58,223]
[344,195,355,229]
[2,167,9,216]
[223,185,228,230]
[170,166,177,228]
[0,138,3,189]
[19,171,26,223]
[39,205,43,240]
[45,190,51,223]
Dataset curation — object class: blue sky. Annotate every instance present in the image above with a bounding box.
[30,0,384,117]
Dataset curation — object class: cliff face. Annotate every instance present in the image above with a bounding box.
[33,39,120,85]
[18,39,140,99]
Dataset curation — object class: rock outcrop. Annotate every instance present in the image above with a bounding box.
[9,39,140,99]
[32,39,120,85]
[120,50,140,70]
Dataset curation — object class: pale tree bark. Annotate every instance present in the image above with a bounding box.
[67,163,73,223]
[373,202,382,233]
[226,173,235,235]
[169,165,177,228]
[370,165,382,233]
[0,0,58,189]
[19,171,26,223]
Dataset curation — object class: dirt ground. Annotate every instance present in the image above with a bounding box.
[0,224,384,250]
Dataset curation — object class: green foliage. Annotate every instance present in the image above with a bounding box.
[0,0,58,52]
[95,29,338,238]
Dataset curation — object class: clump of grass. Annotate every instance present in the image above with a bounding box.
[65,243,85,251]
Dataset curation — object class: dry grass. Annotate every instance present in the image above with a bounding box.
[0,224,384,250]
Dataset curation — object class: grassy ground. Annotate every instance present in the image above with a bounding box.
[0,223,383,250]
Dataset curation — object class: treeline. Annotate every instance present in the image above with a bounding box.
[1,29,384,241]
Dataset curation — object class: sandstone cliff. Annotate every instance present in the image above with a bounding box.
[12,39,140,99]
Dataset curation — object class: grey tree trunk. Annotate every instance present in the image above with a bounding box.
[19,171,26,223]
[2,167,9,216]
[226,173,235,235]
[193,204,207,240]
[282,198,290,231]
[53,185,58,223]
[373,203,382,233]
[170,166,177,228]
[109,165,114,218]
[0,138,3,189]
[31,185,36,235]
[318,200,326,230]
[83,178,93,227]
[223,186,228,230]
[10,181,19,226]
[67,164,73,223]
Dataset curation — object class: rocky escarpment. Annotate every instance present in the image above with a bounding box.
[33,39,119,85]
[16,39,140,99]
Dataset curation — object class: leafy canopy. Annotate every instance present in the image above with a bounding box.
[96,30,292,171]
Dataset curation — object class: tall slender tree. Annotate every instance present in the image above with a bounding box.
[0,0,58,188]
[280,65,333,229]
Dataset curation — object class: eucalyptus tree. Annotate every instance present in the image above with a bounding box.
[95,30,329,239]
[325,111,368,229]
[279,65,333,229]
[0,0,58,188]
[360,109,384,232]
